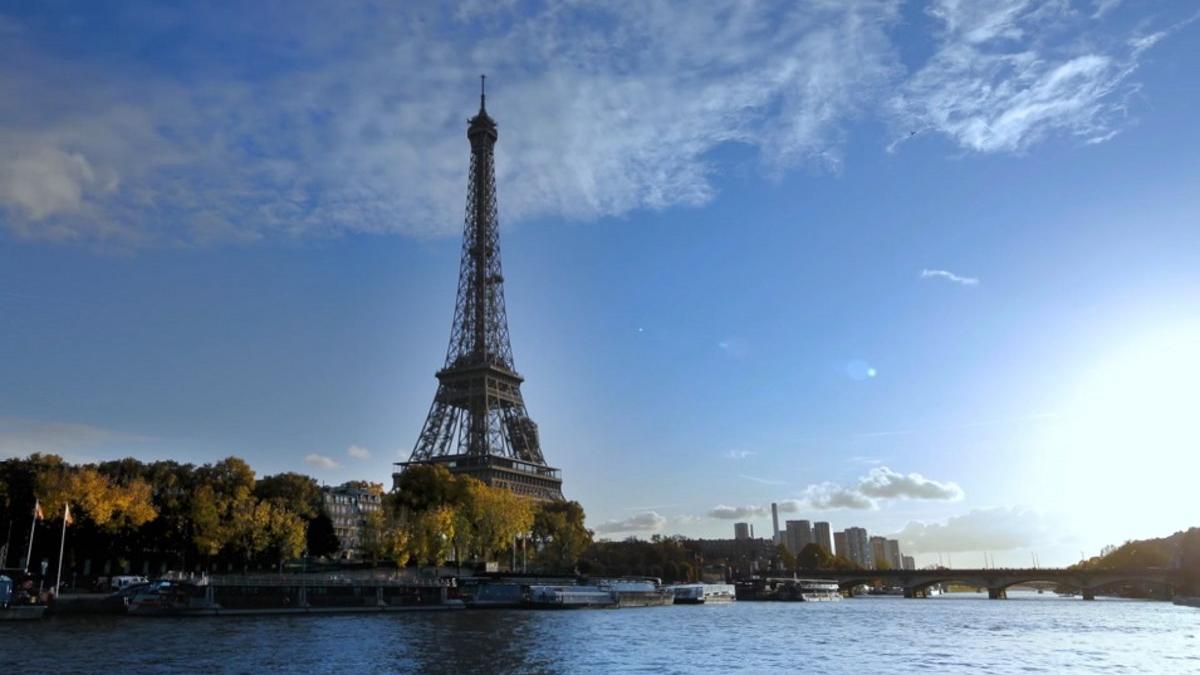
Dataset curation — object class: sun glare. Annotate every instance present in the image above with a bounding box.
[1036,324,1200,536]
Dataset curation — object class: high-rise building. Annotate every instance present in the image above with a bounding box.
[885,539,903,569]
[395,79,563,501]
[902,555,916,570]
[843,527,873,568]
[870,536,888,569]
[771,503,781,544]
[833,531,849,560]
[785,519,814,554]
[813,522,833,555]
[734,522,751,540]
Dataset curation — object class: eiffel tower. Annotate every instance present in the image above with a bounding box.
[394,77,564,501]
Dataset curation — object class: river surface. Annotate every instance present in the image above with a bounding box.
[3,591,1197,673]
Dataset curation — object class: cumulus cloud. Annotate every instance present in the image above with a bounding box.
[347,445,371,460]
[801,482,878,510]
[304,453,340,470]
[593,511,667,535]
[857,466,964,501]
[708,504,769,520]
[796,465,962,510]
[920,268,979,286]
[892,506,1053,553]
[890,0,1186,153]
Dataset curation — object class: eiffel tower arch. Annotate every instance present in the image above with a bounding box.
[394,78,564,501]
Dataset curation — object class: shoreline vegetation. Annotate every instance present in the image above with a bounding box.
[2,453,1197,597]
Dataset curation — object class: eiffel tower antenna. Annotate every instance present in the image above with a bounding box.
[395,79,564,501]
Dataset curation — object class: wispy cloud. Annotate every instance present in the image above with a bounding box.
[2,2,1187,247]
[0,416,143,459]
[890,0,1188,153]
[724,449,756,460]
[738,474,787,486]
[0,2,901,246]
[920,269,979,286]
[304,453,340,470]
[346,445,371,460]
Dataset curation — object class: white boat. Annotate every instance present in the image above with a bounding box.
[670,583,736,604]
[796,579,842,602]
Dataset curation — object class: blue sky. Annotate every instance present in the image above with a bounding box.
[2,1,1199,566]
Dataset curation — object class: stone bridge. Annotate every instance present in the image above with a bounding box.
[802,568,1183,600]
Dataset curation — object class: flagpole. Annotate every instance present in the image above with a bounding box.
[54,503,68,597]
[24,499,39,573]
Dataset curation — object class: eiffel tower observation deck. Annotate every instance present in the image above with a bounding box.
[394,78,564,501]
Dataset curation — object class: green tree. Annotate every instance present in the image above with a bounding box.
[532,500,592,571]
[797,543,835,571]
[265,502,306,568]
[191,484,225,558]
[255,472,322,519]
[393,465,467,514]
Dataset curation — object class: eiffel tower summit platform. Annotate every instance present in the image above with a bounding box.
[393,78,564,502]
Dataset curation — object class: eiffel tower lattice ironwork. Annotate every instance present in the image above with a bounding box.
[395,77,564,501]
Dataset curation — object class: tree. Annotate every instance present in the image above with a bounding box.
[191,485,225,558]
[393,465,467,514]
[264,502,306,567]
[465,481,534,563]
[408,506,456,568]
[255,473,322,520]
[306,512,341,558]
[532,500,592,571]
[797,543,835,571]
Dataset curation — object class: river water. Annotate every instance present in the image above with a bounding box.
[3,591,1197,673]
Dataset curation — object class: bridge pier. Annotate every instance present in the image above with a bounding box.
[904,587,926,599]
[1081,589,1096,601]
[988,587,1007,600]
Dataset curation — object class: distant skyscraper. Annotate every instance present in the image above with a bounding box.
[771,503,781,544]
[844,527,873,568]
[885,539,903,569]
[870,536,888,569]
[902,555,916,570]
[734,522,751,540]
[813,522,833,555]
[833,531,849,560]
[785,519,814,554]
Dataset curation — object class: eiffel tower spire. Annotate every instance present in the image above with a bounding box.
[397,79,564,501]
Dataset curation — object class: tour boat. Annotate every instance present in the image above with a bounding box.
[736,578,842,601]
[597,578,675,607]
[523,585,618,609]
[669,583,736,604]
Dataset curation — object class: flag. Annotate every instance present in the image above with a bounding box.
[64,503,73,526]
[33,499,44,521]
